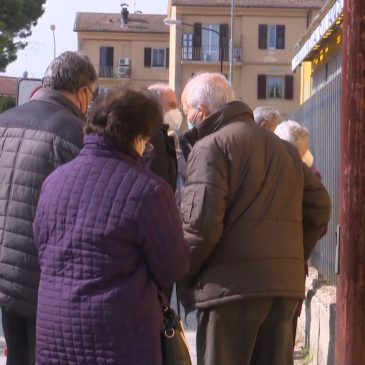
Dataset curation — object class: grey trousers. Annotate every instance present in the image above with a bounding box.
[196,297,298,365]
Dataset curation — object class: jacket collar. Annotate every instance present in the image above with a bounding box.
[81,134,142,165]
[30,88,85,120]
[184,101,254,147]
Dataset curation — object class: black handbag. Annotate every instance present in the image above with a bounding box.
[161,293,192,365]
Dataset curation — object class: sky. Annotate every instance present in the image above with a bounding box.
[1,0,168,79]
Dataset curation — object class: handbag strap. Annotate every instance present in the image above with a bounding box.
[158,286,182,321]
[176,284,181,319]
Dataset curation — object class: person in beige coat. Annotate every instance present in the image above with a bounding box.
[179,72,331,365]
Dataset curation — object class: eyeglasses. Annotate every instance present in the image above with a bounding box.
[86,86,99,102]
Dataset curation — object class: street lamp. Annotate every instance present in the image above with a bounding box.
[164,18,224,74]
[50,24,56,59]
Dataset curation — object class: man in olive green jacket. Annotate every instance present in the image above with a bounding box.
[180,73,331,365]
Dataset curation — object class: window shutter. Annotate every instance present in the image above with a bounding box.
[219,23,229,61]
[144,47,152,68]
[257,74,267,99]
[284,75,294,99]
[258,24,267,49]
[165,48,169,68]
[193,23,202,60]
[193,23,202,47]
[276,25,285,49]
[106,47,114,66]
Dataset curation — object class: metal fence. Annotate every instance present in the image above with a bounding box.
[289,71,341,285]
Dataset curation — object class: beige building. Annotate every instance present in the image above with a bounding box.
[74,6,170,91]
[74,1,325,116]
[167,0,325,116]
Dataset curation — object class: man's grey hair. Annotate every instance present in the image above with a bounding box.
[253,106,282,129]
[42,51,98,93]
[274,120,309,152]
[182,72,235,114]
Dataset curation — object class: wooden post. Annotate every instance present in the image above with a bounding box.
[335,0,365,363]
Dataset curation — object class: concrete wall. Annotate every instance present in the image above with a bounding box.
[296,267,336,365]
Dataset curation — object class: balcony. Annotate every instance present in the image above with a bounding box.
[98,65,131,79]
[181,46,242,63]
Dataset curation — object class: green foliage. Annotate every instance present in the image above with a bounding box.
[0,96,15,112]
[0,0,46,72]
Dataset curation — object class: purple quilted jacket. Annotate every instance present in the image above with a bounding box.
[33,134,190,365]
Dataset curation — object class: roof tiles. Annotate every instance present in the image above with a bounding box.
[171,0,325,8]
[74,13,168,33]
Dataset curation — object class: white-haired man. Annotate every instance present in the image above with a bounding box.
[253,105,282,132]
[179,72,331,365]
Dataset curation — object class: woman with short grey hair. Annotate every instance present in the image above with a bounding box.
[275,119,314,167]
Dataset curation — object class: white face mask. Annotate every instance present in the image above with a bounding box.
[163,108,183,132]
[302,149,314,167]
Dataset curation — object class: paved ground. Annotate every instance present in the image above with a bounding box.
[0,296,307,365]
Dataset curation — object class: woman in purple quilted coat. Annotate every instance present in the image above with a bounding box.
[33,87,190,365]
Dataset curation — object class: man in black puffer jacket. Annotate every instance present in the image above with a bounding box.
[0,51,98,365]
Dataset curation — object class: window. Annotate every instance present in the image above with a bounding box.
[191,23,229,61]
[258,24,285,50]
[99,47,114,77]
[257,74,293,100]
[202,24,220,61]
[144,48,169,68]
[152,48,166,67]
[182,33,193,60]
[267,76,283,98]
[267,25,276,49]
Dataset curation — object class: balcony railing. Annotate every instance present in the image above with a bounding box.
[181,46,242,62]
[98,65,131,79]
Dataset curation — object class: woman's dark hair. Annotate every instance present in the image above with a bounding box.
[85,87,163,153]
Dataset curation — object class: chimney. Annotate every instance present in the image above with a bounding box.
[121,3,129,28]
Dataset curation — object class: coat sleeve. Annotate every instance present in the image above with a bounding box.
[136,182,190,289]
[180,143,229,284]
[302,164,332,260]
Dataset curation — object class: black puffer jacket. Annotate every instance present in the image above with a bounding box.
[144,124,177,192]
[0,88,84,318]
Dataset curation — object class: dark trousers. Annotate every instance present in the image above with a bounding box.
[1,308,35,365]
[196,297,298,365]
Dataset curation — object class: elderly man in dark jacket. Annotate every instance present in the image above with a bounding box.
[0,51,98,365]
[179,72,331,365]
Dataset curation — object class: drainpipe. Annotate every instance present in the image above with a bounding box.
[335,0,365,364]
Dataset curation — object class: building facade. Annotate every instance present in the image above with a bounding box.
[292,0,343,103]
[74,6,170,91]
[167,0,325,116]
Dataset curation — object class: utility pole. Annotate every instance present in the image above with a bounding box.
[228,0,234,84]
[335,0,365,363]
[50,24,56,59]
